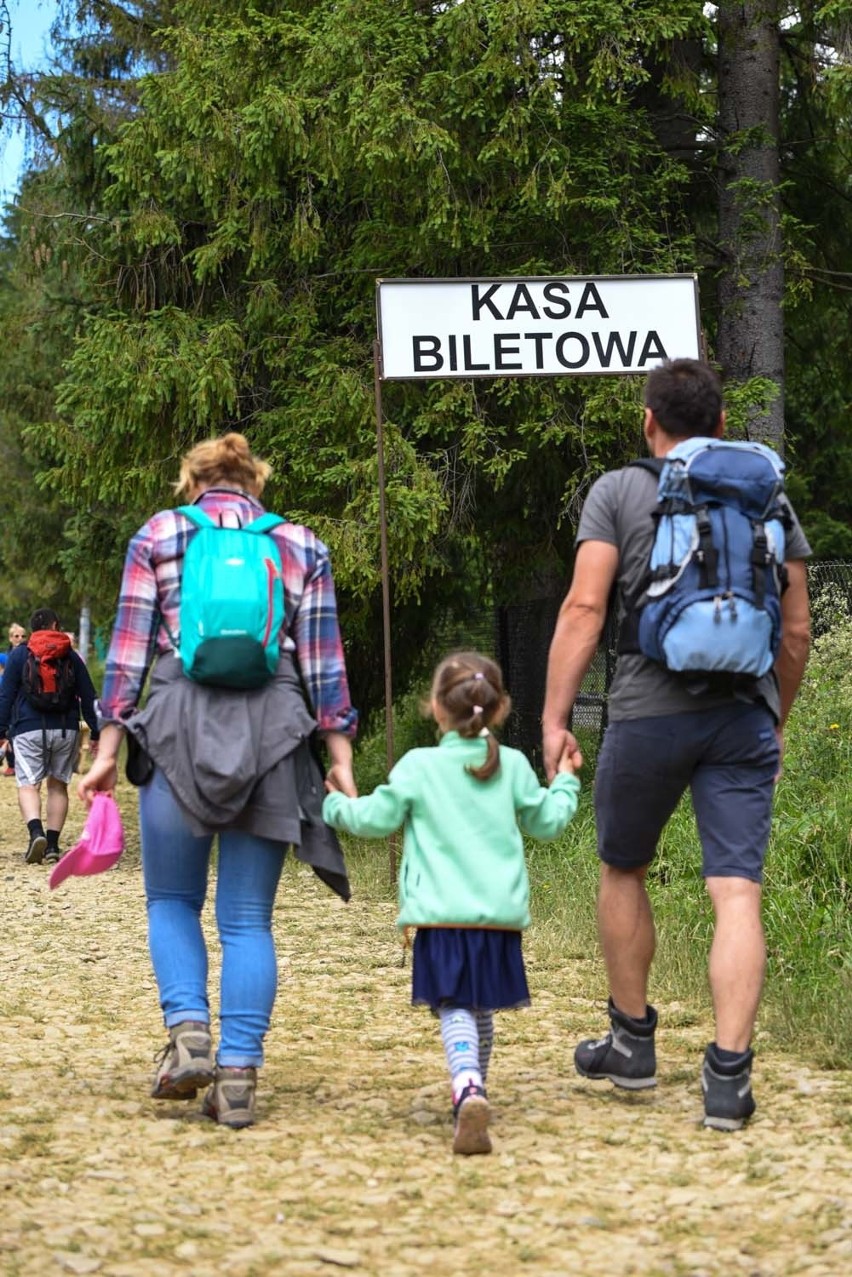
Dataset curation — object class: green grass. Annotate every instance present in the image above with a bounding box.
[344,618,852,1066]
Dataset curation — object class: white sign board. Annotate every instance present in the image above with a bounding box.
[377,275,701,380]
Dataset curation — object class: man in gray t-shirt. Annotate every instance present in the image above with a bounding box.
[542,359,811,1131]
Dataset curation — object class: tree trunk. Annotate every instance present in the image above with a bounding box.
[716,2,784,451]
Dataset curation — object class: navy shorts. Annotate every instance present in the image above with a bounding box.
[594,703,780,883]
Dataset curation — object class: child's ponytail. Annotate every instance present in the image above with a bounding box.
[430,652,511,782]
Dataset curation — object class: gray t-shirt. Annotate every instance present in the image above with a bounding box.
[577,464,812,722]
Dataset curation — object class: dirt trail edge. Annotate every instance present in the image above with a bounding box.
[0,779,850,1277]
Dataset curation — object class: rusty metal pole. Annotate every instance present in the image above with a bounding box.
[373,340,398,882]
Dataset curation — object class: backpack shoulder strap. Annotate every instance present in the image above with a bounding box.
[627,457,665,478]
[175,505,217,529]
[617,457,669,654]
[246,513,287,536]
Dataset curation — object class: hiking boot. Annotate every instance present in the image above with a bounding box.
[575,998,658,1090]
[201,1066,257,1129]
[150,1021,214,1100]
[24,833,48,865]
[701,1044,756,1131]
[452,1083,491,1155]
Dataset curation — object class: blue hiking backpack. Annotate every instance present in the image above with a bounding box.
[166,506,287,689]
[621,438,789,679]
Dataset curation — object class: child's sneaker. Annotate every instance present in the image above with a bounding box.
[701,1043,756,1131]
[151,1021,214,1099]
[201,1066,257,1129]
[43,847,60,866]
[452,1083,491,1155]
[574,998,658,1090]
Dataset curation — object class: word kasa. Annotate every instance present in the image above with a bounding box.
[411,281,668,373]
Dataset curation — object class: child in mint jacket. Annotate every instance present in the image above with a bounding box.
[322,650,580,1156]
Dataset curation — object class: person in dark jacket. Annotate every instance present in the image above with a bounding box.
[0,607,100,865]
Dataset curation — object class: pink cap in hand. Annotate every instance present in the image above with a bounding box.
[49,793,125,889]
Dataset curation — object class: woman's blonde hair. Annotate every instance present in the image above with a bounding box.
[174,432,271,501]
[430,650,511,781]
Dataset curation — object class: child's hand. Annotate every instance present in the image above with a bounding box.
[325,763,358,797]
[556,740,582,774]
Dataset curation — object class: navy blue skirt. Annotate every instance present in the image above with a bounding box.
[411,927,530,1012]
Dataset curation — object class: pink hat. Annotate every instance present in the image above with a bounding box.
[49,793,125,889]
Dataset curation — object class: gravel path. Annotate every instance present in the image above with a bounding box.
[0,777,850,1276]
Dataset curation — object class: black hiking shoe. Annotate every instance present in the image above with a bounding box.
[701,1043,756,1131]
[575,998,658,1090]
[25,833,48,865]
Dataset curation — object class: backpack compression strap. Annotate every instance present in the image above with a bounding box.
[694,507,719,590]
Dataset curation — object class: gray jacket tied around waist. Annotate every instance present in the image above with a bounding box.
[126,652,350,900]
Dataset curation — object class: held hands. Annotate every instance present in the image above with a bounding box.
[544,725,583,779]
[324,762,358,798]
[556,739,583,775]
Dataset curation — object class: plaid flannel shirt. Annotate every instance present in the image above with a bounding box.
[99,488,358,737]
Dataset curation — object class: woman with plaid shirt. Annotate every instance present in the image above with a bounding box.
[79,433,358,1128]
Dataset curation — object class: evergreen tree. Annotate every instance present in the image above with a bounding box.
[0,1,850,713]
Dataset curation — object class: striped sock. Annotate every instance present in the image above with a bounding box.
[475,1010,494,1083]
[439,1007,482,1099]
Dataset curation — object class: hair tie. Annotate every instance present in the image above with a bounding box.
[472,704,483,715]
[473,671,485,680]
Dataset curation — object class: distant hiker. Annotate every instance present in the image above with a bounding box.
[323,650,580,1156]
[0,608,100,865]
[1,621,27,775]
[78,432,357,1131]
[0,620,27,675]
[542,358,811,1131]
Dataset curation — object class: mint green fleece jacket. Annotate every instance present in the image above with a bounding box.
[322,731,580,930]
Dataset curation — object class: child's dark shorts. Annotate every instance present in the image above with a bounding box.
[594,702,780,883]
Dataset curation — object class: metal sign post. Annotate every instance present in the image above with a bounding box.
[373,339,399,881]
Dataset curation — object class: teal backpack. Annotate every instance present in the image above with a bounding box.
[166,506,287,689]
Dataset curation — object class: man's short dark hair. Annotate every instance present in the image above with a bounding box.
[643,359,724,439]
[30,607,60,632]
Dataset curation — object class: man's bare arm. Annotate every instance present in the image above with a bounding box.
[775,558,810,727]
[542,540,619,778]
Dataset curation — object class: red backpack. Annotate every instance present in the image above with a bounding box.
[21,631,78,714]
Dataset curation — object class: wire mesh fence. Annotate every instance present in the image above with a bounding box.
[806,560,852,636]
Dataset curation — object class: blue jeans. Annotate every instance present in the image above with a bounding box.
[139,767,286,1067]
